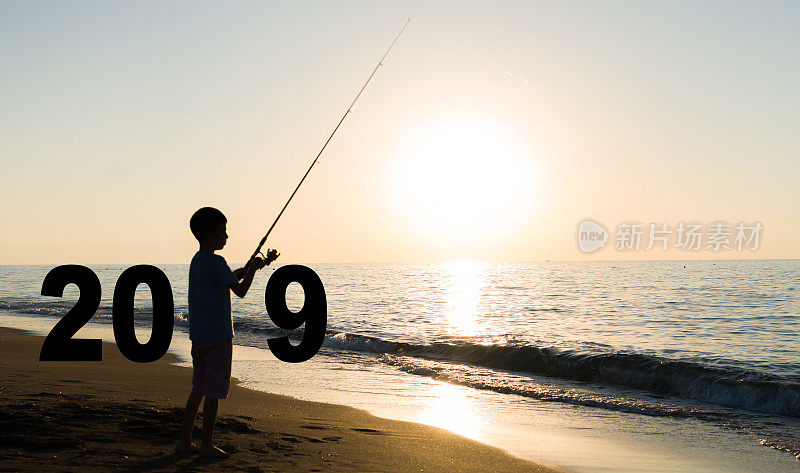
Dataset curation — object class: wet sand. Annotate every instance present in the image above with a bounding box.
[0,327,562,472]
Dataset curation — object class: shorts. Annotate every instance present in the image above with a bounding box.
[191,339,233,399]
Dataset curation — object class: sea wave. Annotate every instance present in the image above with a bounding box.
[380,353,719,419]
[4,299,798,418]
[0,299,189,325]
[323,332,800,418]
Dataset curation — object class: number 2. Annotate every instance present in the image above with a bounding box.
[40,265,103,361]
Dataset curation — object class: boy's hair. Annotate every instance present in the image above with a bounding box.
[190,207,227,241]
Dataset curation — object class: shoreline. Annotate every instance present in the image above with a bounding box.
[0,327,563,472]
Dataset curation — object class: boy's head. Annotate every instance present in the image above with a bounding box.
[190,207,228,250]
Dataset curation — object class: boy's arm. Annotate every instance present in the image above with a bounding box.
[232,250,279,279]
[227,257,265,298]
[228,250,280,298]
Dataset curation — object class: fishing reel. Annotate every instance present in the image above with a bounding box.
[245,248,280,271]
[260,248,281,266]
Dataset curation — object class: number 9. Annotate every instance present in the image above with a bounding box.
[265,265,327,363]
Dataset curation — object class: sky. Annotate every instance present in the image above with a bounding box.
[1,1,798,264]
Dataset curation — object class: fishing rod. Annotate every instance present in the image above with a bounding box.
[247,18,410,266]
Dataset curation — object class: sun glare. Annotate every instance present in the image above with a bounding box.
[443,260,487,336]
[419,382,485,440]
[391,116,535,248]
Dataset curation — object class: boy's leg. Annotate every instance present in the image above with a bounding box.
[177,341,208,453]
[177,392,204,452]
[200,398,227,457]
[198,339,232,458]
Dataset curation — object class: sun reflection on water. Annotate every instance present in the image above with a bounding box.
[443,260,487,336]
[419,382,484,440]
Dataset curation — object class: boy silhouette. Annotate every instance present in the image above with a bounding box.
[176,207,278,457]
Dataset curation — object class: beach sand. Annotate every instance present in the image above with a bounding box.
[0,328,562,472]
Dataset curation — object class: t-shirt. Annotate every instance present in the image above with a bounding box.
[188,251,238,343]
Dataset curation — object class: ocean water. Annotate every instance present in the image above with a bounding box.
[1,260,799,472]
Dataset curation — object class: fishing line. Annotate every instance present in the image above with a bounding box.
[247,18,411,265]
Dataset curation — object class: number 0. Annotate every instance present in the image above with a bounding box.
[112,265,174,363]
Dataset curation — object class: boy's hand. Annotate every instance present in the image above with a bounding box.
[249,256,267,271]
[264,248,280,265]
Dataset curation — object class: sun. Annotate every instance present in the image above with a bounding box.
[389,115,535,249]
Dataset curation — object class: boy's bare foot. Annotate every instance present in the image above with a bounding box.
[199,445,230,458]
[175,442,199,455]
